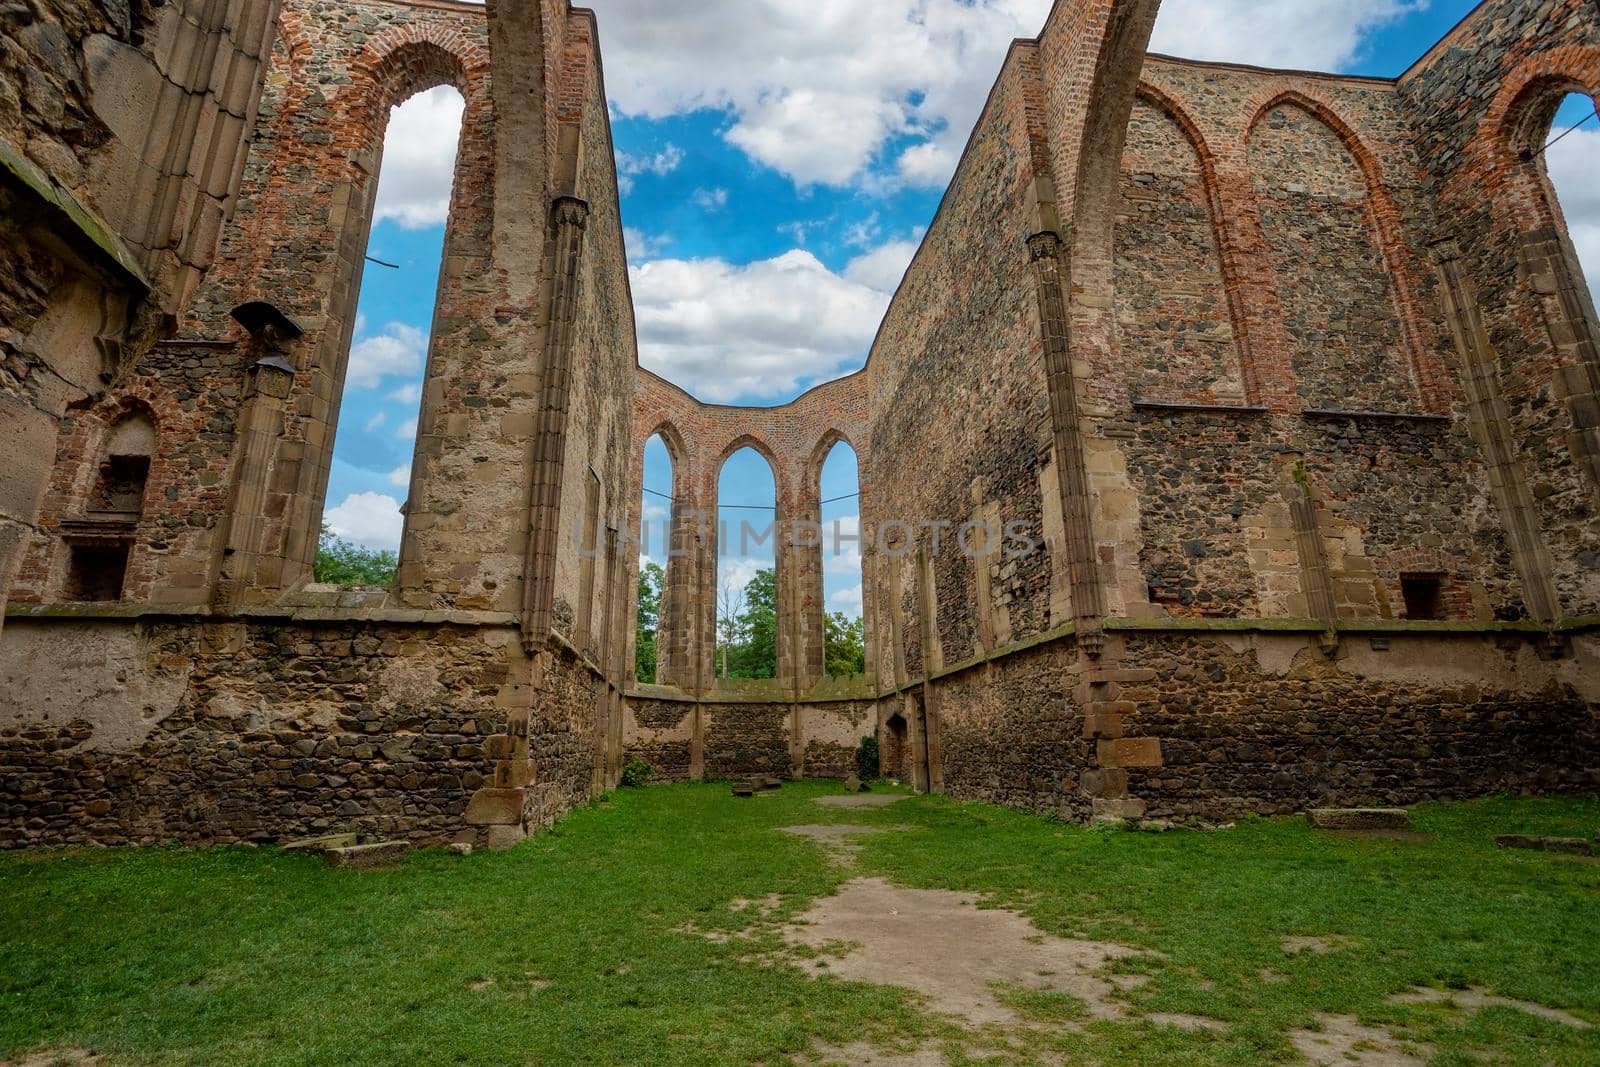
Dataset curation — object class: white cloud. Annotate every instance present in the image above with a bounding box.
[616,143,685,194]
[576,0,1426,190]
[829,583,864,615]
[843,240,920,295]
[363,411,387,433]
[394,416,419,441]
[347,322,426,390]
[587,0,1055,187]
[693,186,729,212]
[1149,0,1421,71]
[373,86,466,229]
[630,248,890,401]
[387,463,411,489]
[624,227,673,261]
[324,491,403,551]
[387,383,422,406]
[1545,125,1600,308]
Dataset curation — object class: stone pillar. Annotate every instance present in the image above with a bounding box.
[1028,230,1107,657]
[1280,457,1340,652]
[521,195,590,654]
[1434,240,1561,625]
[1077,663,1161,821]
[212,353,297,610]
[788,484,826,693]
[1518,225,1600,496]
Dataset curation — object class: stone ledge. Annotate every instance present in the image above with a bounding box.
[0,136,150,289]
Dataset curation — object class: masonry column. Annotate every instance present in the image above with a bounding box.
[1434,239,1562,625]
[1028,229,1107,656]
[789,479,826,693]
[1518,225,1600,496]
[212,347,298,611]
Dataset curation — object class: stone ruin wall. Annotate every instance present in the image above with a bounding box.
[2,0,1599,847]
[858,0,1600,820]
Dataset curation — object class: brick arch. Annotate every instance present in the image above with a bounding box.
[1244,89,1437,411]
[1127,82,1260,401]
[713,433,784,485]
[1479,49,1600,233]
[348,24,489,113]
[803,428,858,496]
[641,420,690,491]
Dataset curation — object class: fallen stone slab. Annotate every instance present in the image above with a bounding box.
[1495,835,1595,856]
[1307,808,1412,831]
[757,776,784,792]
[732,782,756,797]
[282,832,358,852]
[324,841,411,869]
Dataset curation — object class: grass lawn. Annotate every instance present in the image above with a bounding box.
[2,783,1599,1065]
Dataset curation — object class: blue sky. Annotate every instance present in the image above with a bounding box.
[320,0,1600,623]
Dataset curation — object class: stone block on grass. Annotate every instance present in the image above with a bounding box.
[1495,835,1595,856]
[282,833,358,852]
[1307,809,1412,831]
[323,841,410,869]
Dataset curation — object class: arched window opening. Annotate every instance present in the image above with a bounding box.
[1540,93,1600,317]
[819,440,865,677]
[635,433,674,685]
[316,84,466,587]
[64,409,156,602]
[91,411,155,516]
[716,447,778,680]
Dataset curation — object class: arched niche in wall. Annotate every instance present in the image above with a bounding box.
[715,444,779,682]
[1115,91,1248,404]
[64,404,158,603]
[1246,98,1419,412]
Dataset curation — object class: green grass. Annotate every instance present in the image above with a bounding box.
[2,784,1598,1065]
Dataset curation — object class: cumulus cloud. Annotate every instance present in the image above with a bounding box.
[324,491,404,551]
[387,383,422,406]
[393,416,420,441]
[579,0,1421,191]
[616,143,685,194]
[387,463,412,489]
[373,86,465,229]
[693,187,730,212]
[624,227,673,261]
[347,322,426,390]
[829,583,864,615]
[586,0,1054,187]
[630,248,891,401]
[1545,125,1600,307]
[844,240,920,295]
[1149,0,1420,70]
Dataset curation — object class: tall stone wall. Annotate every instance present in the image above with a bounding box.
[0,0,279,631]
[1398,0,1600,618]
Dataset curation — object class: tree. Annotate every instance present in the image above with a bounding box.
[635,561,664,684]
[314,525,397,587]
[716,578,747,678]
[730,567,778,679]
[824,612,866,677]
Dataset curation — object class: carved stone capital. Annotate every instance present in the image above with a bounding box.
[1026,230,1063,262]
[551,195,591,230]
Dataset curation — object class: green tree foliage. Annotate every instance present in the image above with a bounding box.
[313,525,397,587]
[824,612,866,677]
[724,567,778,679]
[635,561,664,684]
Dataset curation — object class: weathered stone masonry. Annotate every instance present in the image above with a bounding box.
[2,0,1598,848]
